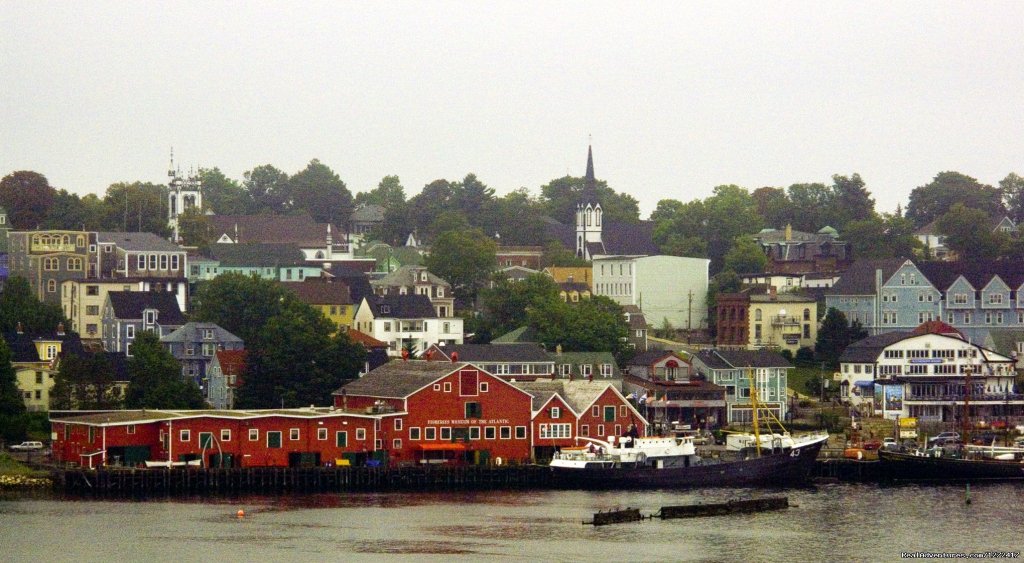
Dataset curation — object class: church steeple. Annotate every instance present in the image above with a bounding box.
[583,145,597,201]
[575,144,603,260]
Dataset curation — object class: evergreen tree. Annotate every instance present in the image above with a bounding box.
[124,331,205,409]
[815,308,861,368]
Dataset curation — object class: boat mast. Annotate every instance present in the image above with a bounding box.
[962,363,973,446]
[748,368,761,457]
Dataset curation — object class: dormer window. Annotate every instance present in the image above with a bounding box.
[144,310,156,325]
[380,305,391,314]
[421,272,428,282]
[203,329,214,340]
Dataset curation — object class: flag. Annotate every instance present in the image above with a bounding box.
[639,392,647,405]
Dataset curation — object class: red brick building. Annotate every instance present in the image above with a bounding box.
[334,361,535,465]
[495,246,543,270]
[716,293,750,346]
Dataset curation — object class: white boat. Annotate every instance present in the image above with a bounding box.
[144,459,202,468]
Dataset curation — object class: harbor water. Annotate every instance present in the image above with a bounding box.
[3,483,1023,562]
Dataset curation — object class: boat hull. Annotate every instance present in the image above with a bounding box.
[878,449,1024,482]
[550,436,827,489]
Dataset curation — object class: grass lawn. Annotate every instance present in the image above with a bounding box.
[788,366,831,398]
[0,453,49,478]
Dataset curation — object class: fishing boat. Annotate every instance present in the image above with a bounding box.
[878,445,1024,481]
[549,368,829,488]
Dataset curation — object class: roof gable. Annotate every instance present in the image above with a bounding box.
[106,292,185,324]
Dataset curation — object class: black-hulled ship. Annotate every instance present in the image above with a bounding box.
[878,446,1024,481]
[549,433,829,489]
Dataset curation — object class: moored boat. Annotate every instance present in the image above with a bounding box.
[878,446,1024,481]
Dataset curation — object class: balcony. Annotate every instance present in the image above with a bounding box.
[770,315,802,329]
[905,393,1024,403]
[32,243,76,253]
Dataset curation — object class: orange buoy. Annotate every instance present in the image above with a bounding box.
[237,509,245,519]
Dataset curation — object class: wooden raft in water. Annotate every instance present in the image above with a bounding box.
[584,508,644,526]
[658,497,789,519]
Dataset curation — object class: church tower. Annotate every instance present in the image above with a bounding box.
[167,149,202,242]
[575,145,603,259]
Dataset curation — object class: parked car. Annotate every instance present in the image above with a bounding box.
[881,437,898,450]
[928,432,960,446]
[971,432,999,445]
[9,441,44,451]
[862,439,882,451]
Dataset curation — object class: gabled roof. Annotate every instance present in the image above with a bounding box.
[627,350,687,367]
[207,243,306,267]
[351,204,386,223]
[371,265,451,289]
[107,292,185,324]
[510,379,620,414]
[346,329,389,349]
[510,380,566,411]
[916,260,1024,292]
[2,330,85,363]
[827,259,906,295]
[160,322,243,344]
[97,232,183,252]
[551,351,621,377]
[838,332,914,363]
[692,349,792,370]
[334,361,465,398]
[622,305,649,330]
[427,343,551,363]
[208,213,334,246]
[214,349,247,376]
[491,326,540,344]
[363,294,437,319]
[280,280,352,305]
[985,329,1024,359]
[600,221,660,256]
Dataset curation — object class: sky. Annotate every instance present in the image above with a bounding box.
[3,2,1024,219]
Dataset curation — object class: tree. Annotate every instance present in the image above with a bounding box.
[906,171,1003,228]
[289,159,353,226]
[355,175,406,209]
[0,276,67,334]
[424,228,497,304]
[190,273,291,347]
[50,354,120,410]
[831,173,875,228]
[935,204,1007,261]
[652,186,762,273]
[243,164,290,214]
[42,189,104,230]
[490,188,545,245]
[723,236,768,274]
[124,331,205,409]
[751,187,792,229]
[785,182,833,232]
[0,171,56,229]
[539,175,640,225]
[527,295,629,357]
[843,213,920,259]
[541,240,588,267]
[177,206,213,250]
[101,182,170,237]
[200,167,251,215]
[1000,172,1024,223]
[479,274,562,339]
[0,338,25,416]
[815,308,864,368]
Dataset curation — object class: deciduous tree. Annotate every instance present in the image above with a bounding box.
[243,164,290,214]
[289,159,353,226]
[906,171,1003,228]
[0,171,56,229]
[124,331,205,409]
[424,228,497,304]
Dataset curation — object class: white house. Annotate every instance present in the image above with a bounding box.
[592,255,710,330]
[353,294,463,357]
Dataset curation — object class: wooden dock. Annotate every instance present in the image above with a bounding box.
[657,497,788,519]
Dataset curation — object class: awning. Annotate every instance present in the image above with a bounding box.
[853,380,875,388]
[417,443,467,451]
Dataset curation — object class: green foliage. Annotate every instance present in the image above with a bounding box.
[289,159,353,226]
[540,175,640,226]
[795,346,816,366]
[200,167,251,215]
[0,171,56,229]
[102,181,171,237]
[541,240,588,267]
[176,207,213,250]
[42,190,106,230]
[655,318,676,339]
[1000,173,1024,223]
[936,203,1007,261]
[243,164,290,214]
[424,228,497,304]
[50,354,121,410]
[723,236,768,274]
[815,308,865,368]
[478,274,562,340]
[843,213,921,259]
[0,277,67,334]
[355,175,406,209]
[527,295,629,356]
[190,273,291,346]
[0,339,26,417]
[125,331,205,409]
[906,171,1003,228]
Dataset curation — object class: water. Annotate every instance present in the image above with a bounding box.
[2,483,1023,562]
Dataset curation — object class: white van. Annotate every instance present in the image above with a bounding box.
[9,441,44,451]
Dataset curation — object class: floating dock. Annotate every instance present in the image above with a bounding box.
[657,497,788,519]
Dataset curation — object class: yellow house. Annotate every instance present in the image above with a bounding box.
[280,280,355,332]
[7,324,84,411]
[543,267,592,289]
[748,293,818,354]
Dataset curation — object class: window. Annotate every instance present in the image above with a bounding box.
[375,439,383,450]
[394,419,403,431]
[186,344,195,356]
[199,433,213,448]
[144,310,156,325]
[592,405,599,417]
[47,279,56,293]
[126,325,135,339]
[581,424,590,436]
[500,426,511,439]
[755,309,762,321]
[550,406,561,419]
[581,364,592,377]
[180,429,191,442]
[424,427,435,440]
[137,255,146,270]
[202,343,216,357]
[149,254,157,270]
[964,313,972,325]
[289,428,300,441]
[356,428,367,441]
[171,255,179,270]
[990,293,1005,305]
[160,255,169,270]
[336,431,348,447]
[560,364,571,376]
[440,427,452,441]
[317,428,328,441]
[954,293,968,305]
[479,382,489,393]
[484,427,495,440]
[620,405,627,418]
[35,372,43,384]
[601,364,613,377]
[598,424,605,437]
[432,383,440,391]
[221,429,231,442]
[86,305,99,316]
[393,439,402,449]
[604,406,615,422]
[249,429,259,441]
[986,312,993,325]
[469,427,480,440]
[410,427,421,440]
[515,426,527,439]
[43,257,59,271]
[127,424,136,435]
[267,431,282,448]
[443,382,452,393]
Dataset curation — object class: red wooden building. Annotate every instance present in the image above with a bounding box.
[334,361,535,465]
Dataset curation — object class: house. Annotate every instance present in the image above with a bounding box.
[353,294,463,356]
[422,343,555,378]
[549,349,621,381]
[690,349,792,424]
[543,267,592,289]
[345,329,391,376]
[558,281,591,303]
[495,265,540,284]
[50,408,392,469]
[915,215,1017,261]
[751,224,851,275]
[716,289,818,354]
[511,379,647,460]
[7,230,100,303]
[4,323,85,411]
[495,246,543,270]
[280,279,355,331]
[543,147,660,261]
[207,349,246,410]
[101,291,186,355]
[838,321,1020,423]
[371,265,455,318]
[623,305,649,352]
[592,255,710,330]
[161,322,244,397]
[825,258,1024,343]
[96,231,188,281]
[334,361,534,465]
[204,243,324,282]
[62,278,189,342]
[208,212,350,261]
[349,204,386,243]
[621,350,726,432]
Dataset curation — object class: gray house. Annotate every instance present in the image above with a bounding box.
[101,291,185,355]
[161,322,244,397]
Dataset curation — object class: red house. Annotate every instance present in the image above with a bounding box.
[334,361,534,465]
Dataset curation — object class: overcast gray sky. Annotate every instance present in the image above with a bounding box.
[3,2,1023,219]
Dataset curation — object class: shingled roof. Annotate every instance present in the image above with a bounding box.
[510,379,620,414]
[161,322,243,345]
[2,330,86,363]
[363,294,437,319]
[838,332,914,363]
[97,232,184,252]
[281,280,352,305]
[208,213,334,246]
[207,243,306,267]
[827,258,906,295]
[692,349,792,370]
[916,260,1024,292]
[334,360,466,398]
[107,292,185,324]
[372,265,451,289]
[427,343,550,363]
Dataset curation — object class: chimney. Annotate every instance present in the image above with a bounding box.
[769,286,777,299]
[555,344,562,356]
[785,223,792,241]
[451,351,459,363]
[57,322,65,336]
